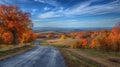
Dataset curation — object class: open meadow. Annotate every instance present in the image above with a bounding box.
[37,28,120,67]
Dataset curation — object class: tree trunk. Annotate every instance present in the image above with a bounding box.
[117,42,120,52]
[12,31,18,45]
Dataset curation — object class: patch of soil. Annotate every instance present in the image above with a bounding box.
[108,58,120,64]
[66,48,120,67]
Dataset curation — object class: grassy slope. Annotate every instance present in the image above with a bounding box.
[0,45,35,60]
[59,48,120,67]
[77,49,120,58]
[59,48,100,67]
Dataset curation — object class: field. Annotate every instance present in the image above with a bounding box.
[37,31,120,67]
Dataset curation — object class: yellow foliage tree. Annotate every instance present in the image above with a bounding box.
[61,34,67,40]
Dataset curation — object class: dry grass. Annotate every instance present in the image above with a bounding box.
[0,44,26,51]
[58,48,120,67]
[58,48,100,67]
[44,38,78,47]
[0,44,35,60]
[0,45,15,51]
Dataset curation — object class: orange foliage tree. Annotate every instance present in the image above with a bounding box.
[90,37,100,49]
[71,38,88,49]
[89,24,120,52]
[76,32,84,39]
[70,23,120,52]
[17,29,36,44]
[82,39,88,48]
[2,31,13,44]
[61,34,67,40]
[46,34,53,38]
[108,23,120,52]
[69,33,76,38]
[0,5,36,45]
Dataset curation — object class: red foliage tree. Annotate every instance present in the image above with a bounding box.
[109,23,120,52]
[2,31,13,44]
[0,5,33,45]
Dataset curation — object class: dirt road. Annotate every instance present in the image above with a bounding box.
[0,42,66,67]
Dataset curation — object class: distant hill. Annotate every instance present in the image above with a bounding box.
[33,27,112,32]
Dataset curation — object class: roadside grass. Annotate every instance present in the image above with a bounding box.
[40,41,50,46]
[77,49,120,58]
[59,48,100,67]
[0,45,15,51]
[0,44,35,60]
[77,48,120,65]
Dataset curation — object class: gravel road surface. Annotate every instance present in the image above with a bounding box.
[0,42,66,67]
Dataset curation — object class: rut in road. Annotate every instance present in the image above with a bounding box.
[0,45,66,67]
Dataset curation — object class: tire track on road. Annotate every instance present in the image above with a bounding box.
[0,45,66,67]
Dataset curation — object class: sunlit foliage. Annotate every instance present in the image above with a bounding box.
[0,5,36,45]
[61,34,67,40]
[69,23,120,52]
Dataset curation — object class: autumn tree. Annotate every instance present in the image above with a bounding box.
[70,38,88,49]
[90,37,100,49]
[109,22,120,52]
[61,34,67,40]
[69,23,120,52]
[0,5,32,45]
[69,33,76,38]
[2,31,13,44]
[76,32,84,39]
[81,39,88,48]
[0,26,5,44]
[46,33,53,38]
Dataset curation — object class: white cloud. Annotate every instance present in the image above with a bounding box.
[34,0,59,7]
[34,0,45,3]
[44,7,50,11]
[33,17,120,28]
[38,7,64,18]
[64,0,120,15]
[32,9,38,12]
[0,1,6,5]
[0,0,11,5]
[38,0,120,19]
[38,11,62,18]
[31,9,38,15]
[0,0,31,5]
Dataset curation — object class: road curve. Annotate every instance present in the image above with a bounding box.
[0,42,66,67]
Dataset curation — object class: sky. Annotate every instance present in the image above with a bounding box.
[0,0,120,28]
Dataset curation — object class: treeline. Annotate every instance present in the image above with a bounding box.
[37,33,61,38]
[0,5,36,45]
[69,24,120,52]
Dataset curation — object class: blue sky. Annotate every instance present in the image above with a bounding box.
[0,0,120,28]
